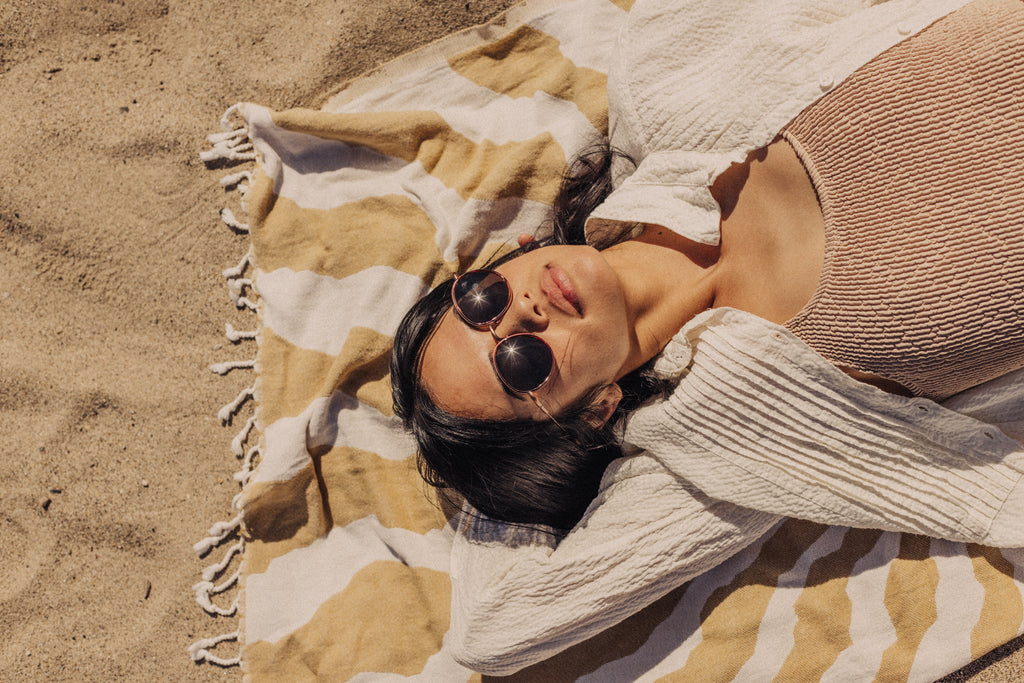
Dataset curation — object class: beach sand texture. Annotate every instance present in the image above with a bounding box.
[0,0,1019,680]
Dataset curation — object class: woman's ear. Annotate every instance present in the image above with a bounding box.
[584,383,623,429]
[517,233,535,247]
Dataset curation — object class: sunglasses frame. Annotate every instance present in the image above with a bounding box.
[451,268,513,329]
[450,269,558,400]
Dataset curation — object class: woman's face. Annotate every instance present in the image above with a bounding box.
[419,245,633,421]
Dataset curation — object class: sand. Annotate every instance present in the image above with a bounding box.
[0,0,1018,680]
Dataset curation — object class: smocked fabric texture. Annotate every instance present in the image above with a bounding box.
[781,0,1024,399]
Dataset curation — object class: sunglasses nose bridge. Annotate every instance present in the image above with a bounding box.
[494,292,548,339]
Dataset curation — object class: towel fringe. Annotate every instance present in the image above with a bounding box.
[193,568,242,617]
[194,101,257,672]
[231,293,258,312]
[220,171,252,212]
[188,630,241,667]
[202,539,244,581]
[199,105,255,165]
[219,387,256,425]
[219,102,244,131]
[220,207,250,234]
[233,444,260,485]
[225,322,258,343]
[222,253,251,280]
[219,170,252,189]
[230,414,258,457]
[199,134,255,163]
[228,277,255,305]
[193,512,245,557]
[209,359,256,375]
[192,516,243,624]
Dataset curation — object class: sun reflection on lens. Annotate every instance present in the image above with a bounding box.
[493,334,553,392]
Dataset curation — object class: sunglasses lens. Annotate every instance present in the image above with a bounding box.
[453,270,511,326]
[493,335,554,393]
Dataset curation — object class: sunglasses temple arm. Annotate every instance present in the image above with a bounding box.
[529,392,564,428]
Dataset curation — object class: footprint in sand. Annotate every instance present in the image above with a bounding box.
[0,510,55,604]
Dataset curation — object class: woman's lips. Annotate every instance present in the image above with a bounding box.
[542,265,582,316]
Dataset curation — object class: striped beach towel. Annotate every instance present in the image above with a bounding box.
[194,0,1024,679]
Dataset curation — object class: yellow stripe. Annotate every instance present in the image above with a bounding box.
[247,168,276,237]
[494,582,692,682]
[447,25,609,134]
[607,0,636,10]
[968,544,1024,659]
[250,164,557,284]
[252,192,445,282]
[258,325,396,426]
[271,108,567,204]
[875,534,938,683]
[243,446,445,576]
[244,562,451,679]
[242,462,329,575]
[318,445,448,535]
[335,326,395,417]
[258,327,337,424]
[672,519,829,682]
[777,528,885,681]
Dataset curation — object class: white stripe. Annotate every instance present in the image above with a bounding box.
[246,517,451,645]
[734,527,847,680]
[439,196,553,263]
[436,89,601,151]
[248,403,318,486]
[527,0,626,72]
[306,390,417,462]
[583,528,776,682]
[333,59,602,150]
[822,532,900,682]
[245,103,468,233]
[257,266,426,356]
[908,540,982,682]
[253,394,417,489]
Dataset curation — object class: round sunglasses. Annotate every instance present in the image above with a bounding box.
[450,269,556,396]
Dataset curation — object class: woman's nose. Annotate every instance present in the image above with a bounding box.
[494,292,547,337]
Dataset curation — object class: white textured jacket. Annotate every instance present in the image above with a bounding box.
[448,0,1023,675]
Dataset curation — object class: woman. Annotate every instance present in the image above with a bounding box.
[392,0,1024,673]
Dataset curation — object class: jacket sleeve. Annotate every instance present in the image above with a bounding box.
[447,453,781,675]
[626,308,1024,548]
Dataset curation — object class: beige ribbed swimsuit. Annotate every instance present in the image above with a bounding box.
[781,0,1024,401]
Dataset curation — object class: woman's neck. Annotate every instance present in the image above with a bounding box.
[595,138,825,377]
[711,139,825,323]
[602,227,721,376]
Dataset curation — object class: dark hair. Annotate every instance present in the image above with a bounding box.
[390,145,670,529]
